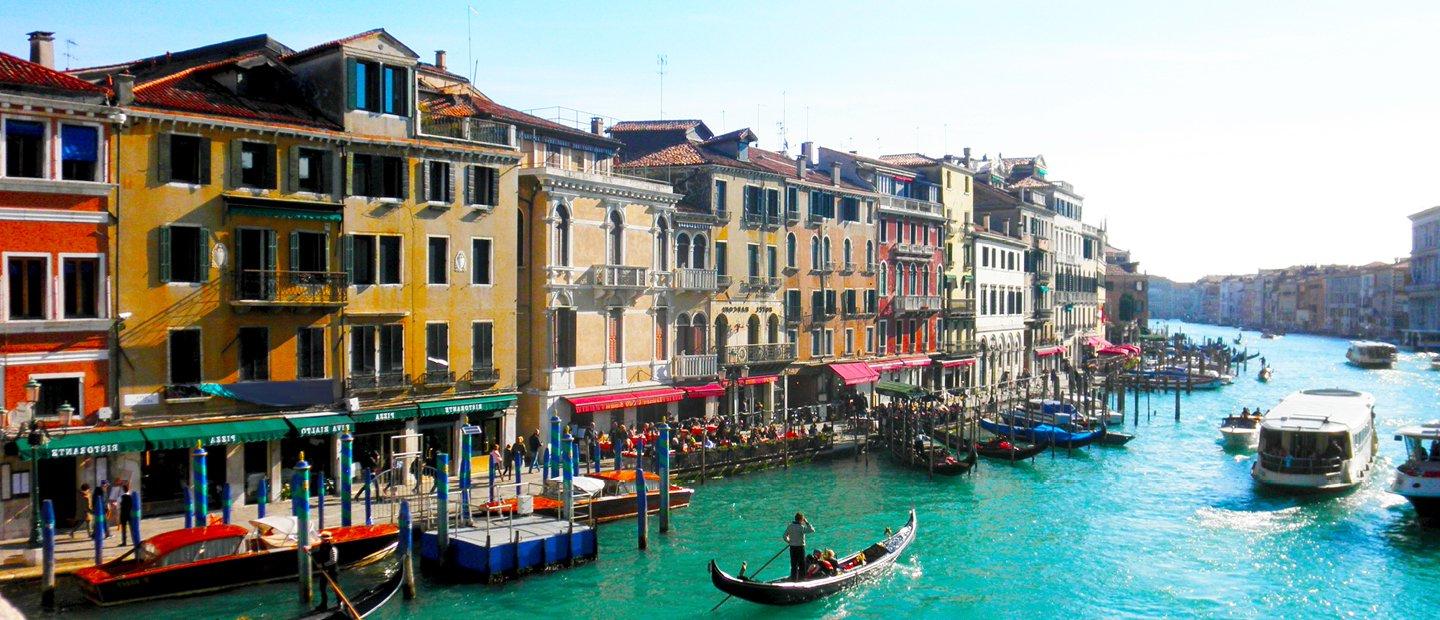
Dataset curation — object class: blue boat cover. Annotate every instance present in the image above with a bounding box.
[198,379,335,407]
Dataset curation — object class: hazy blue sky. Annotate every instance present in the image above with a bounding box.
[4,1,1436,281]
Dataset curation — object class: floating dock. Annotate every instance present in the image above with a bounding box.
[418,514,597,581]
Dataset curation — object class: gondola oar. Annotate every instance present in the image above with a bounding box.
[711,545,788,612]
[317,569,362,620]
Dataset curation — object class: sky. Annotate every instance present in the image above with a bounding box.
[3,0,1436,282]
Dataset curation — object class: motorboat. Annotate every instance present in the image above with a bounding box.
[1257,366,1273,382]
[1219,413,1261,450]
[1346,341,1397,369]
[1261,331,1280,340]
[75,517,398,606]
[1020,398,1122,426]
[539,469,693,523]
[1251,389,1377,492]
[1392,421,1440,524]
[708,510,916,606]
[1431,358,1440,372]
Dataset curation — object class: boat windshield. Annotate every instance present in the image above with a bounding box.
[1402,436,1440,462]
[141,536,245,568]
[1258,429,1351,460]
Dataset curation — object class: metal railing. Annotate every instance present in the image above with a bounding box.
[422,369,455,386]
[232,270,346,306]
[1258,453,1344,475]
[346,372,410,392]
[806,211,825,225]
[465,366,500,385]
[723,342,797,366]
[418,111,516,147]
[675,267,718,291]
[671,354,718,380]
[786,209,801,223]
[164,384,207,400]
[744,275,782,292]
[716,274,733,289]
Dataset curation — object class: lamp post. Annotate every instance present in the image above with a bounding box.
[21,379,45,549]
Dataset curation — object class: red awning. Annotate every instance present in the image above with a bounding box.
[566,388,686,414]
[730,374,778,386]
[682,383,725,399]
[1035,346,1067,358]
[869,359,904,372]
[829,362,880,386]
[940,358,977,368]
[900,356,932,368]
[1086,336,1112,349]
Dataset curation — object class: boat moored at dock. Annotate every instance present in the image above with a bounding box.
[1251,389,1377,492]
[1392,421,1440,523]
[1346,341,1397,369]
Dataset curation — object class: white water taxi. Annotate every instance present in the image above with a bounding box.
[1345,341,1396,369]
[1251,389,1377,492]
[1219,413,1261,450]
[1392,421,1440,522]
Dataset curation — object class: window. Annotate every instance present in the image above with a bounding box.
[715,241,728,276]
[295,147,327,193]
[346,234,400,285]
[810,328,822,356]
[655,307,669,359]
[786,290,802,321]
[554,307,577,368]
[350,325,376,375]
[607,211,624,264]
[4,119,45,178]
[840,196,860,222]
[472,322,494,369]
[714,180,728,213]
[879,218,888,242]
[747,244,760,278]
[516,211,526,266]
[237,327,269,381]
[384,66,408,115]
[809,236,820,269]
[6,256,47,320]
[607,308,623,364]
[553,205,572,267]
[169,329,202,386]
[164,134,209,184]
[878,321,889,355]
[291,231,327,272]
[786,233,797,269]
[423,161,453,204]
[767,245,778,278]
[379,324,404,374]
[34,377,81,419]
[62,257,100,318]
[350,153,405,199]
[879,267,886,297]
[765,188,780,219]
[160,225,207,284]
[472,238,492,285]
[824,329,834,355]
[426,323,449,373]
[845,328,855,355]
[427,237,448,284]
[60,124,100,181]
[843,239,852,267]
[822,237,832,268]
[865,326,875,354]
[350,60,408,115]
[297,327,325,379]
[743,185,763,216]
[786,187,799,218]
[237,141,277,189]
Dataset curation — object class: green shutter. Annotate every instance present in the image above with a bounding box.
[263,144,278,189]
[287,145,300,193]
[344,153,355,196]
[487,166,498,206]
[463,166,473,205]
[416,160,428,203]
[229,140,244,188]
[265,230,278,298]
[444,164,454,204]
[341,235,353,281]
[289,231,299,271]
[157,134,172,183]
[398,157,409,200]
[345,58,358,110]
[198,137,212,185]
[158,226,172,283]
[199,227,211,276]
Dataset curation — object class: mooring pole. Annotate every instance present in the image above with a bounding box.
[222,482,232,524]
[192,441,208,527]
[562,431,575,524]
[294,455,312,605]
[658,423,672,533]
[636,437,648,551]
[436,452,450,556]
[92,480,105,565]
[549,415,562,480]
[365,469,374,526]
[399,499,416,599]
[258,478,268,519]
[340,432,354,527]
[41,500,56,611]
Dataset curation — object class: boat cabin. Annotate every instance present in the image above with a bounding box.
[1396,421,1440,466]
[1255,389,1376,487]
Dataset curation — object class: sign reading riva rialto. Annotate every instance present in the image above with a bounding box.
[19,429,148,460]
[416,395,517,417]
[285,415,354,437]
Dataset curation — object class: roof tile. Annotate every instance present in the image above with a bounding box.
[0,51,107,95]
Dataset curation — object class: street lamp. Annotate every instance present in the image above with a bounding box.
[25,419,47,549]
[56,402,74,427]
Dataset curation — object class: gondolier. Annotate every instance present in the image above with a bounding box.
[783,512,815,581]
[312,531,339,610]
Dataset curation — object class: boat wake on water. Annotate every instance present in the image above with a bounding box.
[1193,506,1311,534]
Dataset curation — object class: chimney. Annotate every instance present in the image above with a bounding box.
[115,73,135,106]
[800,141,815,165]
[830,161,841,187]
[28,31,55,69]
[590,116,604,135]
[980,213,991,230]
[963,146,971,162]
[434,50,447,72]
[795,155,805,178]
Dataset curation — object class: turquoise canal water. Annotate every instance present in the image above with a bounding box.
[10,321,1440,618]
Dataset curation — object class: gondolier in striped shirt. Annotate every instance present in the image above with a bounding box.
[784,512,815,581]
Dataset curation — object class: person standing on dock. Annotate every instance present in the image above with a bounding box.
[117,483,134,547]
[784,512,815,581]
[527,429,542,472]
[311,530,339,610]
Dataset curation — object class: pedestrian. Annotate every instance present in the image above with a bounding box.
[489,443,503,478]
[511,440,527,475]
[310,530,340,610]
[527,429,542,472]
[97,480,113,538]
[501,443,513,476]
[117,485,134,546]
[69,483,92,538]
[783,511,815,582]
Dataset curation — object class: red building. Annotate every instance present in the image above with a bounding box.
[1,36,119,539]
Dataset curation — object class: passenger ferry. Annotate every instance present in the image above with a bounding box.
[1392,421,1440,523]
[1345,341,1396,369]
[1251,389,1377,492]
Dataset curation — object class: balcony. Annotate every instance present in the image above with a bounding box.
[815,260,836,274]
[671,354,718,380]
[877,194,943,218]
[418,111,517,148]
[346,372,410,393]
[717,274,733,289]
[650,271,674,289]
[942,341,980,357]
[422,369,455,387]
[675,267,719,291]
[743,276,782,292]
[894,243,938,259]
[1031,308,1055,321]
[163,384,209,402]
[806,211,825,225]
[862,262,878,275]
[1034,237,1052,252]
[1034,268,1053,282]
[596,264,649,289]
[231,270,346,310]
[786,209,801,224]
[741,211,782,230]
[464,365,500,386]
[839,261,856,274]
[945,297,975,317]
[895,295,942,313]
[723,343,797,366]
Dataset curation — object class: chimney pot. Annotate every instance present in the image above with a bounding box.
[115,73,135,106]
[830,161,841,187]
[434,50,447,71]
[795,155,805,178]
[590,116,604,136]
[28,31,55,69]
[801,141,815,165]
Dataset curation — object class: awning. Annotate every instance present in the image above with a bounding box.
[142,418,291,451]
[350,406,416,424]
[683,383,726,399]
[285,414,353,437]
[900,356,932,368]
[1035,346,1067,358]
[868,360,904,372]
[18,428,147,460]
[417,394,516,418]
[566,388,686,414]
[198,380,335,408]
[730,374,777,386]
[1086,336,1113,349]
[875,381,927,399]
[940,358,977,369]
[829,362,880,386]
[224,194,343,222]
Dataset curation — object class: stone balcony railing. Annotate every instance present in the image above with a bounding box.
[743,276,782,292]
[675,267,719,291]
[945,297,975,316]
[895,295,942,313]
[893,243,938,258]
[877,194,943,218]
[723,342,797,366]
[671,354,718,380]
[595,264,649,288]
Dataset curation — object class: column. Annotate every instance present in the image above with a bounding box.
[225,444,245,506]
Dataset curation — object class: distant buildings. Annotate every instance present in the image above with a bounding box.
[1405,206,1440,349]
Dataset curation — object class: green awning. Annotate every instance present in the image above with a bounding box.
[286,414,354,437]
[350,406,416,424]
[18,429,147,461]
[228,205,342,222]
[875,381,927,399]
[142,418,291,451]
[416,394,516,418]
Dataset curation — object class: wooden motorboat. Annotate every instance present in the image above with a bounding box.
[1392,421,1440,524]
[75,518,398,606]
[708,509,916,606]
[538,469,693,523]
[973,437,1047,461]
[297,564,404,620]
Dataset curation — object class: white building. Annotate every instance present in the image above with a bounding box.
[973,228,1030,385]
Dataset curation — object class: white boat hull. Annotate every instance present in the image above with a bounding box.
[1220,427,1258,450]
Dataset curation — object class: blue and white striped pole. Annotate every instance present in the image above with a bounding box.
[659,423,671,533]
[340,432,354,527]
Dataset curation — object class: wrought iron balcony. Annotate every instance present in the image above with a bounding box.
[418,111,517,148]
[596,264,649,289]
[743,276,782,292]
[346,372,410,392]
[164,384,208,401]
[786,209,801,224]
[671,354,718,380]
[422,369,455,387]
[674,267,719,291]
[895,295,942,313]
[231,270,346,309]
[465,365,499,385]
[723,343,797,366]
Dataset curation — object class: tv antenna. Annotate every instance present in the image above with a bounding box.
[776,91,789,155]
[657,54,668,117]
[63,39,78,70]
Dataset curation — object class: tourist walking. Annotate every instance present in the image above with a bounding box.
[117,484,134,546]
[69,483,92,538]
[783,512,815,581]
[527,429,542,472]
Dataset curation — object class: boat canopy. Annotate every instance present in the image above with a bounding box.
[1260,389,1375,434]
[875,381,926,399]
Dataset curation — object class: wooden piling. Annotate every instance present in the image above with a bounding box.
[399,499,416,599]
[294,456,312,605]
[636,438,648,551]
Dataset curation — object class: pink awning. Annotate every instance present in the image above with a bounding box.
[940,358,977,368]
[829,362,880,386]
[566,388,686,414]
[900,356,933,368]
[1035,346,1067,358]
[730,374,778,386]
[682,383,725,399]
[1086,336,1112,349]
[868,359,904,372]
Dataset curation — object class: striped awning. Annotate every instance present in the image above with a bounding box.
[566,388,686,414]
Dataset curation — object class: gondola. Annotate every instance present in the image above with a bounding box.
[979,417,1105,449]
[708,509,917,606]
[894,436,976,475]
[297,564,404,620]
[972,437,1048,461]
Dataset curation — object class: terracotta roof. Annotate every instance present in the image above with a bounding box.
[1010,176,1052,189]
[132,53,338,129]
[610,119,708,133]
[0,52,108,95]
[281,28,386,63]
[421,90,619,147]
[878,153,937,167]
[699,127,756,146]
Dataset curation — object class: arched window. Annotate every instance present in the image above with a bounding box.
[878,266,887,296]
[921,265,929,295]
[809,236,820,270]
[607,210,624,265]
[675,313,691,354]
[843,238,852,268]
[786,233,797,269]
[747,315,761,345]
[676,233,691,269]
[693,234,708,269]
[553,203,571,267]
[767,315,780,344]
[517,211,526,267]
[896,264,904,296]
[693,313,708,352]
[865,241,874,269]
[822,237,832,268]
[656,218,670,271]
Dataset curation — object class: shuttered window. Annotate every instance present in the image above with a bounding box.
[471,322,494,369]
[465,165,499,207]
